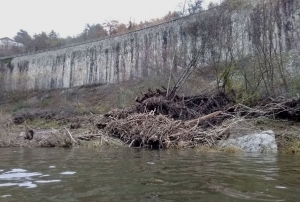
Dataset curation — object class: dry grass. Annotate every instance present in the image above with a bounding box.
[0,111,21,147]
[0,70,215,115]
[0,111,79,148]
[221,146,244,153]
[286,141,300,154]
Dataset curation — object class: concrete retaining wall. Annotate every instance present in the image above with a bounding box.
[1,0,299,90]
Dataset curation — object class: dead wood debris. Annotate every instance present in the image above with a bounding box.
[81,89,234,149]
[104,112,232,149]
[80,89,300,149]
[107,89,231,121]
[6,88,299,149]
[227,97,300,121]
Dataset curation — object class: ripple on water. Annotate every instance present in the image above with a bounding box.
[0,182,37,188]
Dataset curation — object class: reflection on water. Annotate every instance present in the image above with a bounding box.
[0,147,299,202]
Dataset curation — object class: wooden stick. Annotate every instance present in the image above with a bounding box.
[185,111,222,126]
[129,139,135,147]
[64,128,77,144]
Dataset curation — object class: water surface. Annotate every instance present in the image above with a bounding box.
[0,148,299,202]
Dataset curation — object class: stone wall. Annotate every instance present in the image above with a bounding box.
[3,18,192,90]
[1,0,299,90]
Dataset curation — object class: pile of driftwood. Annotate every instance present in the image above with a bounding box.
[88,88,233,148]
[134,89,230,120]
[83,89,300,149]
[105,89,230,121]
[104,110,230,149]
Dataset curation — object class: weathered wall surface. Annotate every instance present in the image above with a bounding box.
[3,19,193,90]
[1,0,299,90]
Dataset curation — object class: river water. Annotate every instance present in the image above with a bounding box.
[0,148,299,202]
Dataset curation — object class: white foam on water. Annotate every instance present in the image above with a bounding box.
[0,183,18,187]
[6,169,27,173]
[0,195,12,198]
[49,166,56,168]
[35,180,61,183]
[147,162,155,165]
[0,172,42,179]
[18,181,37,188]
[39,175,50,178]
[0,168,61,189]
[275,186,287,189]
[60,171,76,175]
[0,182,38,188]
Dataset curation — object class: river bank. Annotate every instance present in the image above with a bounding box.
[0,79,299,153]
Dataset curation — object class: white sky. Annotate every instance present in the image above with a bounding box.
[0,0,220,39]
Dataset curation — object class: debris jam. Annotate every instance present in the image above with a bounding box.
[90,88,300,149]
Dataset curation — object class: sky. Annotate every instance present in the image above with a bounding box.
[0,0,221,39]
